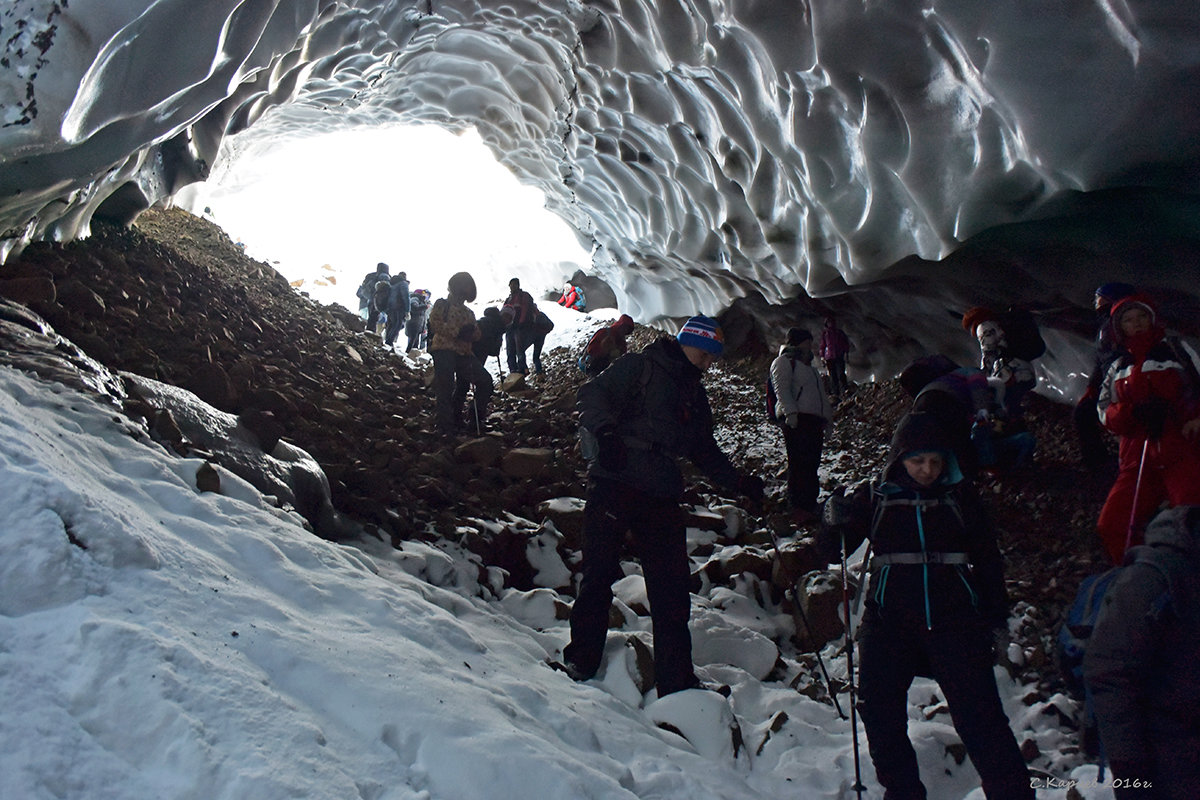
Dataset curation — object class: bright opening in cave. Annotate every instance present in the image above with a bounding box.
[177,125,592,309]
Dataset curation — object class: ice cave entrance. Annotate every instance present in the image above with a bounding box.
[178,125,590,309]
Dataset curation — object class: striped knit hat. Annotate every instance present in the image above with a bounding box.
[677,315,724,355]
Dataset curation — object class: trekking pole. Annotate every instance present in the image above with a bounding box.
[1123,437,1151,556]
[768,529,845,719]
[495,354,505,381]
[841,531,866,800]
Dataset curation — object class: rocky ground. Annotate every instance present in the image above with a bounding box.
[0,207,1116,705]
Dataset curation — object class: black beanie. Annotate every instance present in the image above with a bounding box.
[787,327,813,346]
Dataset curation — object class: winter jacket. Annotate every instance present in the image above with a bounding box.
[582,315,635,375]
[819,412,1010,631]
[428,297,479,355]
[819,325,850,361]
[1083,505,1200,797]
[502,289,535,327]
[357,268,388,309]
[577,337,739,499]
[980,350,1035,419]
[770,346,832,424]
[557,284,585,311]
[473,311,506,361]
[1098,305,1197,444]
[387,278,410,320]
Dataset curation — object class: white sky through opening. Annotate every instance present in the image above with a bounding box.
[179,125,591,309]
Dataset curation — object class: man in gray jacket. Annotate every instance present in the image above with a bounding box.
[770,327,833,521]
[1084,505,1200,799]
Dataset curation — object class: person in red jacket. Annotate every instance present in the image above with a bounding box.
[1095,294,1200,563]
[502,277,536,374]
[579,314,635,377]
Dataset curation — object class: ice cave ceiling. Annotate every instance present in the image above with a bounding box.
[2,0,1200,390]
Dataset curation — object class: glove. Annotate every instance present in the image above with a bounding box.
[786,412,799,429]
[1132,397,1170,439]
[822,486,854,527]
[736,474,765,504]
[596,430,627,471]
[457,323,476,341]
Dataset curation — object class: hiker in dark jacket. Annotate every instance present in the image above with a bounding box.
[1074,282,1136,471]
[560,315,764,696]
[1083,505,1200,800]
[384,272,410,350]
[405,290,429,352]
[473,306,506,367]
[523,309,554,374]
[819,412,1033,800]
[357,262,389,322]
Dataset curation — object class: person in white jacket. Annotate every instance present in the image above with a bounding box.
[771,327,833,520]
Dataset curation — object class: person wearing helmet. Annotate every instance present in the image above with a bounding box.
[428,272,492,434]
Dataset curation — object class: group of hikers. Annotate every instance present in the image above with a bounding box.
[361,264,1196,796]
[546,288,1197,800]
[355,262,430,352]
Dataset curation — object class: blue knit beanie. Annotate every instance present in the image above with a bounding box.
[677,315,724,356]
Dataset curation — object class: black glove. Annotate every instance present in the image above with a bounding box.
[596,430,627,471]
[822,487,854,527]
[736,474,765,504]
[1132,396,1170,439]
[457,323,477,341]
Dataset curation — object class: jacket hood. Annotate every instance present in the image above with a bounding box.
[883,412,964,487]
[1143,505,1200,556]
[1109,294,1163,349]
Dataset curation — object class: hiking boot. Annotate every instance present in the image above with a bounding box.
[546,659,593,682]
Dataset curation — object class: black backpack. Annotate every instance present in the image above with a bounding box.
[997,308,1046,362]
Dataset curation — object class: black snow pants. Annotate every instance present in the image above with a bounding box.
[856,609,1033,800]
[564,478,696,696]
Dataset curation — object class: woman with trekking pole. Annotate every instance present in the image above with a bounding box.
[1095,294,1200,565]
[818,411,1033,799]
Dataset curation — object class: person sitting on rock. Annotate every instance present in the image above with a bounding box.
[961,307,1036,473]
[557,281,586,311]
